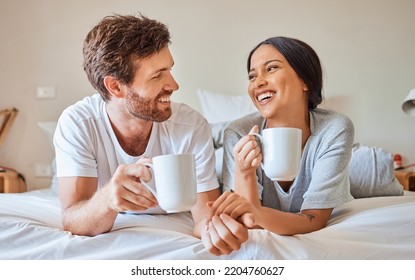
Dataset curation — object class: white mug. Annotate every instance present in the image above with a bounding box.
[142,153,197,213]
[251,127,302,181]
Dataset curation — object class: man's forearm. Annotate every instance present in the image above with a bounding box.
[62,191,118,236]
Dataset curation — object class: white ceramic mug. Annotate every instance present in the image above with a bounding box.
[142,153,197,213]
[251,127,302,181]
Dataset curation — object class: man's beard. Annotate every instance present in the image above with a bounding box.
[125,88,172,122]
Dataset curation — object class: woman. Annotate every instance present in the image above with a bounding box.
[211,37,354,235]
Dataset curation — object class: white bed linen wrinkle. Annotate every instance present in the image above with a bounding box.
[1,189,414,260]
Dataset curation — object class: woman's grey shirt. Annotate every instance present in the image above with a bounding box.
[222,108,355,212]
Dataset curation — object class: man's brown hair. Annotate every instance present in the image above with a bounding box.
[83,14,171,101]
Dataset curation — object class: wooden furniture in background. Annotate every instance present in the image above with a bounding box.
[0,170,26,193]
[0,107,18,145]
[0,108,25,193]
[395,169,415,191]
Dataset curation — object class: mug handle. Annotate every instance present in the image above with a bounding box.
[249,132,265,169]
[141,162,158,199]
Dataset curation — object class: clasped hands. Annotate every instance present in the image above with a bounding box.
[201,191,259,256]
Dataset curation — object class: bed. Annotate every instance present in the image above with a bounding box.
[1,188,415,259]
[1,90,414,260]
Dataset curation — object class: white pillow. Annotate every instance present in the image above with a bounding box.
[197,89,257,124]
[37,121,58,194]
[37,121,57,150]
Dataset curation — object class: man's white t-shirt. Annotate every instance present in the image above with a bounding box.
[54,94,219,214]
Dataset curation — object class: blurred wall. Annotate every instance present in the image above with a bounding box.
[1,0,414,190]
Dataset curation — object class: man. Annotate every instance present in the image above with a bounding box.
[53,14,247,256]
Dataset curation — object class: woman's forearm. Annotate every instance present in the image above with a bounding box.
[234,169,261,208]
[255,207,333,235]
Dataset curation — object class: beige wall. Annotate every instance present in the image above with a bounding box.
[1,0,414,190]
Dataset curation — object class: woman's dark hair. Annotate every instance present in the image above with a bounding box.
[83,14,171,101]
[247,36,323,109]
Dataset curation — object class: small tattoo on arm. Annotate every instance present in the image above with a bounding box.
[297,213,316,222]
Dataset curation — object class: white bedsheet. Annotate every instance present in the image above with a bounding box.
[0,189,414,260]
